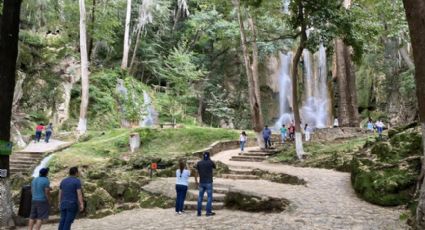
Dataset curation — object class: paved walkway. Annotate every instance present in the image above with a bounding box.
[24,147,408,230]
[20,139,69,153]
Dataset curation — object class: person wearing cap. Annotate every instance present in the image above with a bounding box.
[194,152,216,216]
[28,168,51,230]
[58,167,84,230]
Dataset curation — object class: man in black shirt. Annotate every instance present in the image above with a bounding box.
[195,152,216,216]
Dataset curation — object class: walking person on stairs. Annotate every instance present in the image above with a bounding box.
[45,123,53,143]
[280,125,287,144]
[194,152,216,216]
[262,126,272,149]
[34,123,44,143]
[175,160,190,214]
[240,131,247,153]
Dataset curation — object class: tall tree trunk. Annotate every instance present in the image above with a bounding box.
[291,2,307,159]
[0,0,22,227]
[402,1,425,228]
[88,0,96,61]
[121,0,132,70]
[77,0,90,134]
[233,0,264,147]
[129,26,142,73]
[334,0,359,127]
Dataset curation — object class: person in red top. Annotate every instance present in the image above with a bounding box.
[288,122,295,141]
[35,123,44,142]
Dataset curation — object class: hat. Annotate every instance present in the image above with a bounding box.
[39,168,49,177]
[203,152,210,160]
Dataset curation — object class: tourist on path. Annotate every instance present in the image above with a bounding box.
[45,123,53,143]
[333,117,339,128]
[288,122,295,141]
[262,126,272,149]
[375,120,385,140]
[367,120,374,132]
[304,124,312,142]
[58,167,84,230]
[240,131,247,152]
[195,152,216,216]
[280,125,287,144]
[28,168,51,230]
[175,160,190,214]
[34,123,44,143]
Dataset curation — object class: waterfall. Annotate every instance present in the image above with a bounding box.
[283,0,290,13]
[301,44,330,128]
[274,44,330,130]
[116,79,130,127]
[140,91,158,127]
[274,52,294,129]
[32,155,54,177]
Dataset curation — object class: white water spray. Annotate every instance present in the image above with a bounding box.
[274,52,294,130]
[32,155,54,177]
[140,91,158,127]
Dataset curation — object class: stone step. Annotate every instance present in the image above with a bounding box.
[230,155,267,162]
[221,174,259,180]
[248,149,280,154]
[187,190,226,202]
[241,152,273,157]
[10,154,44,160]
[184,201,224,210]
[213,187,229,194]
[10,158,38,163]
[10,162,35,167]
[228,168,253,175]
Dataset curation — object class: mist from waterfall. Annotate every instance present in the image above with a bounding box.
[274,44,330,130]
[140,91,158,127]
[32,154,54,177]
[274,52,294,130]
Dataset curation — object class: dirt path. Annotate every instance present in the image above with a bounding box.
[25,147,408,230]
[20,139,70,153]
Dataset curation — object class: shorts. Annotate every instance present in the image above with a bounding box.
[30,200,49,220]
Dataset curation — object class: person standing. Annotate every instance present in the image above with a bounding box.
[304,124,312,142]
[262,126,272,149]
[34,123,44,143]
[58,167,84,230]
[280,125,287,144]
[28,168,51,230]
[175,160,190,214]
[195,152,216,217]
[333,117,339,128]
[367,120,374,132]
[288,122,295,141]
[375,120,385,140]
[45,123,53,143]
[240,131,247,152]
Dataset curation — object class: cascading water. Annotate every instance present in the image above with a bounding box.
[116,79,130,127]
[283,0,290,13]
[274,52,294,129]
[301,44,329,128]
[32,154,54,177]
[140,91,158,127]
[274,44,330,129]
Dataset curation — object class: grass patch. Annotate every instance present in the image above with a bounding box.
[269,136,375,171]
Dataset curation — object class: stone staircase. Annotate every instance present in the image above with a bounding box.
[229,148,280,162]
[221,166,259,180]
[183,183,229,211]
[10,152,44,175]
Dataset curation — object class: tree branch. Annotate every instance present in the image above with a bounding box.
[247,32,301,43]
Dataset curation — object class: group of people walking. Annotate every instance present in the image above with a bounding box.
[367,118,386,139]
[34,123,53,143]
[174,152,216,217]
[29,167,84,230]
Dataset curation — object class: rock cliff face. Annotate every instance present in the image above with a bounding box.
[351,123,422,206]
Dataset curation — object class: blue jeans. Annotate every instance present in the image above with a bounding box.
[58,201,78,230]
[175,184,188,212]
[240,141,245,151]
[45,131,52,143]
[35,131,42,142]
[263,137,270,148]
[197,183,213,215]
[281,133,286,143]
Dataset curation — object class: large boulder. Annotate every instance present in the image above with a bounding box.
[351,126,422,206]
[85,187,115,218]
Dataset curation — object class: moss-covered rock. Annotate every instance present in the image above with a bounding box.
[351,126,422,206]
[85,187,115,218]
[224,191,289,212]
[251,169,306,185]
[138,191,174,208]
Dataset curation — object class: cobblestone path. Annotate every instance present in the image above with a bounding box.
[27,147,408,230]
